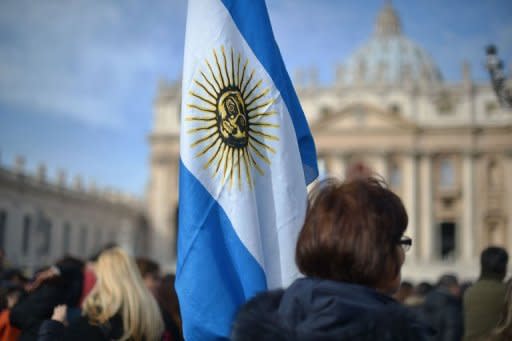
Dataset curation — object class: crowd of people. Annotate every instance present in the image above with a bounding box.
[0,247,183,341]
[0,176,510,340]
[392,246,510,341]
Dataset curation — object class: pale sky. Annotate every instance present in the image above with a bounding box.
[0,0,511,196]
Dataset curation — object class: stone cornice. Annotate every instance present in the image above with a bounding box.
[315,148,512,158]
[148,133,180,143]
[0,168,142,215]
[151,154,180,164]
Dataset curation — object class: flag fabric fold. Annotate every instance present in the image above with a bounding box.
[176,0,318,339]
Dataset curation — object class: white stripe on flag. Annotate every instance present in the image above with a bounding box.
[181,0,307,289]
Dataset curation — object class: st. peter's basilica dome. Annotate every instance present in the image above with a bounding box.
[339,2,442,88]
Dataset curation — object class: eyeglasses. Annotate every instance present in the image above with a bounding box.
[398,236,412,252]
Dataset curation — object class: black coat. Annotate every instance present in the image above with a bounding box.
[161,308,183,341]
[10,283,65,341]
[37,314,124,341]
[231,277,434,341]
[10,264,83,341]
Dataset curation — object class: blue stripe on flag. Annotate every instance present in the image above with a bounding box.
[220,0,318,185]
[176,161,268,340]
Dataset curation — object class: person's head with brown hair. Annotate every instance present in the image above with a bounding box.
[135,257,161,296]
[296,177,409,294]
[157,274,183,338]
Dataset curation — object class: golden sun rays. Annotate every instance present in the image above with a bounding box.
[186,46,279,190]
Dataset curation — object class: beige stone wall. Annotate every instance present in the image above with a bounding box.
[0,165,144,272]
[150,75,512,279]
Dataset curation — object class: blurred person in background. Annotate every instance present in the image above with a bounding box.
[157,274,183,341]
[9,256,84,341]
[38,247,164,341]
[135,258,183,340]
[464,246,508,341]
[231,177,433,340]
[459,281,473,298]
[77,243,117,307]
[78,254,98,307]
[421,273,463,341]
[405,282,433,309]
[0,285,23,341]
[405,281,434,325]
[488,279,512,341]
[0,250,6,275]
[0,268,28,341]
[135,259,183,340]
[394,280,414,304]
[136,257,161,296]
[0,269,28,293]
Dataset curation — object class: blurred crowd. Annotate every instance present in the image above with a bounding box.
[392,245,510,341]
[0,246,183,341]
[0,177,510,340]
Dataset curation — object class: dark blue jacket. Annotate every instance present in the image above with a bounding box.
[37,314,124,341]
[420,288,463,341]
[231,277,434,341]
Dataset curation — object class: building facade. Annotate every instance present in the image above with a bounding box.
[0,157,149,271]
[148,3,512,280]
[298,4,512,280]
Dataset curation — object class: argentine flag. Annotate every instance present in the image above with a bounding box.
[176,0,318,339]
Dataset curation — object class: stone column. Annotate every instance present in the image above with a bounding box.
[148,155,179,268]
[316,151,327,181]
[27,210,41,272]
[340,153,351,181]
[118,217,135,253]
[3,202,21,267]
[325,153,347,180]
[373,152,389,181]
[402,152,419,261]
[461,152,476,262]
[505,150,512,252]
[51,217,63,262]
[419,153,434,262]
[169,158,179,266]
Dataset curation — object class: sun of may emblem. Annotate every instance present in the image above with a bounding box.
[186,46,279,190]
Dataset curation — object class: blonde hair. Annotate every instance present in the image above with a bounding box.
[82,247,164,341]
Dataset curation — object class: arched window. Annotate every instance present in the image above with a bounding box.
[439,221,456,261]
[62,222,71,255]
[389,103,401,115]
[94,226,103,251]
[109,228,117,244]
[487,159,501,188]
[439,158,455,188]
[79,225,88,255]
[389,161,402,188]
[0,210,6,251]
[317,158,327,180]
[320,106,330,118]
[486,220,505,246]
[44,219,52,255]
[37,217,52,256]
[22,215,31,256]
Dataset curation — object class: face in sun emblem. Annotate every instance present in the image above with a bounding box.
[217,90,248,148]
[186,46,279,190]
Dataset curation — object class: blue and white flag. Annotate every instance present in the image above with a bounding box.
[176,0,318,339]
